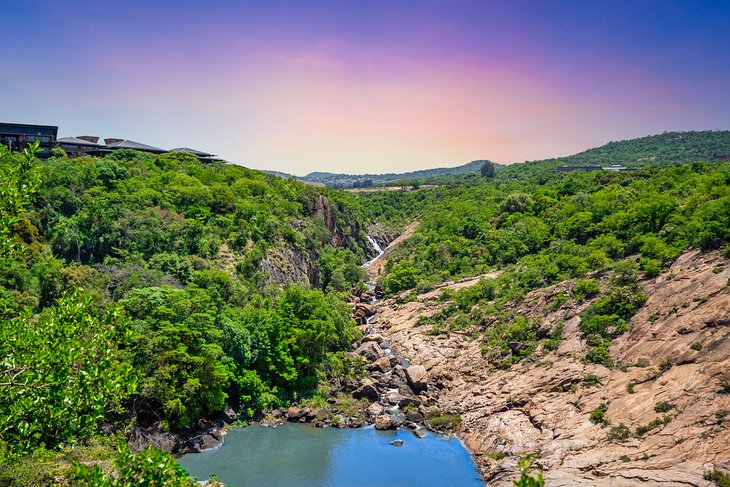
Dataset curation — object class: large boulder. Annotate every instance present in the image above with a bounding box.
[405,365,429,392]
[368,356,392,373]
[352,379,380,401]
[367,402,385,418]
[287,404,303,421]
[375,414,394,430]
[356,303,376,316]
[182,431,223,453]
[128,427,180,453]
[355,341,384,361]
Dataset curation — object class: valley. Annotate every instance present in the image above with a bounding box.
[0,131,729,485]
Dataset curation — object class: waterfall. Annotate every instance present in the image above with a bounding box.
[362,235,385,268]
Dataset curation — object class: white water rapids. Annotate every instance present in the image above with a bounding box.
[363,235,385,268]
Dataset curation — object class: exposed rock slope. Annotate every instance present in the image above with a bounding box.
[371,250,729,486]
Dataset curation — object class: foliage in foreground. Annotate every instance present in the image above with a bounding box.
[72,445,197,486]
[513,457,545,487]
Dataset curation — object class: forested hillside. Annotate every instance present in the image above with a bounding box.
[0,145,372,484]
[365,160,729,367]
[497,130,730,181]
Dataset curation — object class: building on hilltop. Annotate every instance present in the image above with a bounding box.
[0,122,58,158]
[2,122,228,163]
[557,164,635,172]
[103,138,166,154]
[556,165,603,172]
[169,147,218,163]
[56,136,106,157]
[602,164,634,172]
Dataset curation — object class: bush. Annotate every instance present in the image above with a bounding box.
[72,445,197,486]
[654,401,675,413]
[607,423,631,441]
[590,403,610,425]
[572,278,601,301]
[512,456,544,487]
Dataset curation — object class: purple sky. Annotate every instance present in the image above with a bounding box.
[3,0,729,174]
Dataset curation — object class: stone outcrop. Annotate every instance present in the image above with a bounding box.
[371,249,730,486]
[259,246,318,287]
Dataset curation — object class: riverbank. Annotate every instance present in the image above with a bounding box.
[370,249,730,485]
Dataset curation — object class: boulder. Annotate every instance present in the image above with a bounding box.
[389,439,404,447]
[181,430,223,453]
[361,333,383,343]
[287,404,303,420]
[355,341,384,361]
[352,379,380,401]
[405,365,429,392]
[367,402,385,418]
[128,427,180,453]
[413,427,427,439]
[375,414,394,430]
[356,303,376,316]
[399,396,421,409]
[406,410,424,423]
[353,309,367,325]
[368,357,392,373]
[386,390,402,405]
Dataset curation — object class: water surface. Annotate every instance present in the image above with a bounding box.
[178,423,482,486]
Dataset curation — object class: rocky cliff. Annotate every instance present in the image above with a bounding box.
[370,249,729,486]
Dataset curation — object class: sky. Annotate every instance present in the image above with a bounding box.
[2,0,729,175]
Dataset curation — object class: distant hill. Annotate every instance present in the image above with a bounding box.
[499,130,730,179]
[266,160,496,188]
[264,130,730,187]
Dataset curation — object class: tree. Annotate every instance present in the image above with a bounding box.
[0,292,134,454]
[480,160,496,178]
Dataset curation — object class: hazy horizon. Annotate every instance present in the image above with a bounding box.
[3,1,729,174]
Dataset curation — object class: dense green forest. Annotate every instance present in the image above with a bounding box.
[1,131,729,484]
[0,144,369,484]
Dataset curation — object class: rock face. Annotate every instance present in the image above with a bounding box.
[259,246,318,287]
[371,249,730,486]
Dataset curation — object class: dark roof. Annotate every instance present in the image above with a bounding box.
[104,139,166,153]
[0,122,58,131]
[170,147,216,157]
[57,136,105,147]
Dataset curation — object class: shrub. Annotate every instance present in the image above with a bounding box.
[659,359,673,373]
[635,415,672,436]
[512,456,544,487]
[626,383,635,394]
[572,278,601,301]
[691,342,702,351]
[583,373,601,386]
[654,401,675,413]
[590,403,610,425]
[607,423,631,441]
[72,445,197,486]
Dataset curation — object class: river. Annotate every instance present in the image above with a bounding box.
[177,423,482,486]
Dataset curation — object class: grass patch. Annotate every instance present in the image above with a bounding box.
[704,469,730,487]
